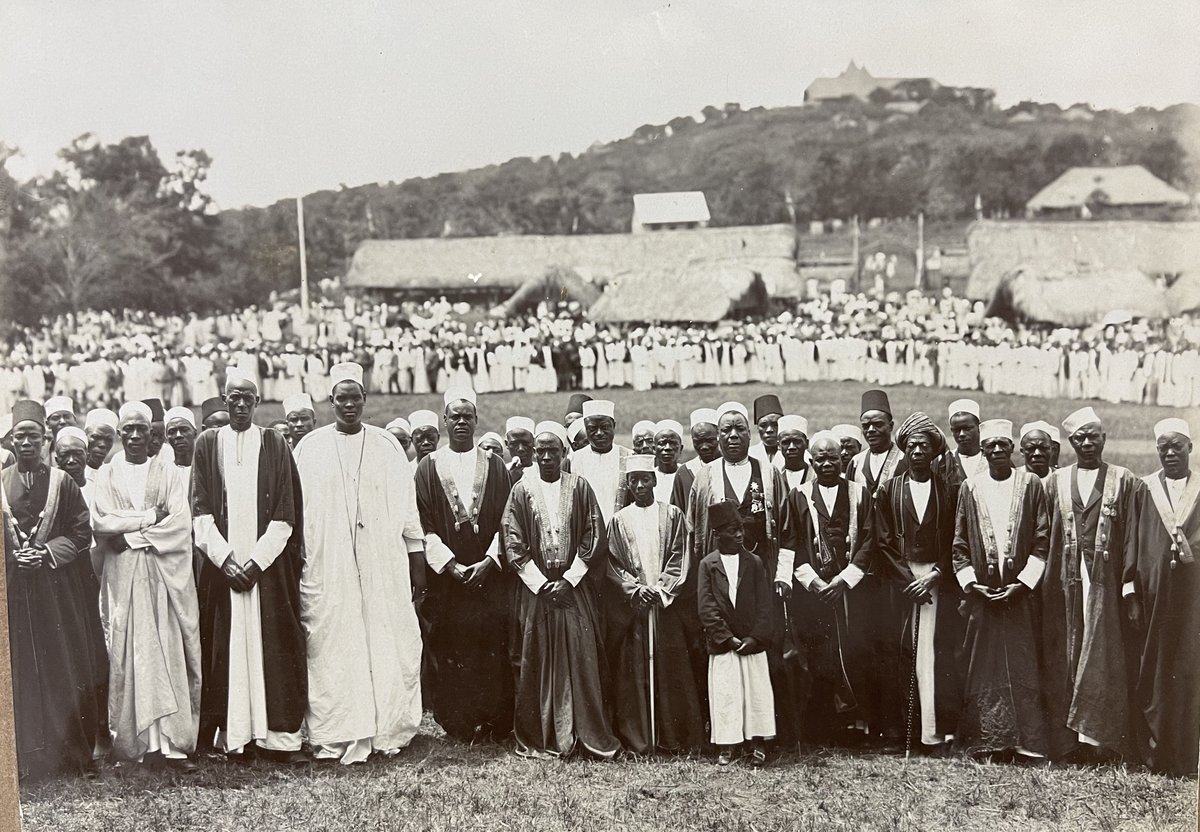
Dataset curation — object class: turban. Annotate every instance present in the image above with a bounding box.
[895,412,946,455]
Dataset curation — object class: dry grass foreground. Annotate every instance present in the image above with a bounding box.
[18,723,1194,832]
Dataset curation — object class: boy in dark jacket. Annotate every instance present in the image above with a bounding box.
[697,500,776,766]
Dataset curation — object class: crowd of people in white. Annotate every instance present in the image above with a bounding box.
[3,288,1199,415]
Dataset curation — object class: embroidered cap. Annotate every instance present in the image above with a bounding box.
[654,419,684,439]
[632,419,656,437]
[44,396,74,417]
[627,454,656,474]
[716,401,748,421]
[505,416,536,435]
[832,423,865,446]
[329,362,365,389]
[443,386,477,407]
[1062,406,1101,437]
[582,400,615,420]
[534,420,568,446]
[808,430,841,451]
[408,410,439,430]
[164,406,196,429]
[1154,417,1192,440]
[689,408,719,428]
[85,408,119,432]
[55,425,88,447]
[118,401,153,424]
[948,398,980,420]
[778,415,809,435]
[978,419,1014,443]
[224,368,259,393]
[1019,420,1060,444]
[283,393,314,415]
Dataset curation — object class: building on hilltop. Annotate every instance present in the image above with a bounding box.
[804,61,994,111]
[1025,165,1192,219]
[631,192,711,233]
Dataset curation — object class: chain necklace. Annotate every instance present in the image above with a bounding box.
[333,429,368,556]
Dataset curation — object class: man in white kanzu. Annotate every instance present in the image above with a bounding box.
[294,362,427,764]
[191,369,307,764]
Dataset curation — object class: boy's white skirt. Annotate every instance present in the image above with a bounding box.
[708,651,776,745]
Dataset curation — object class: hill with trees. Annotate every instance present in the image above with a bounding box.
[2,98,1198,323]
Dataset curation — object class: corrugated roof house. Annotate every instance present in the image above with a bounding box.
[590,261,769,323]
[343,224,801,301]
[965,219,1200,299]
[1026,165,1190,217]
[631,192,711,233]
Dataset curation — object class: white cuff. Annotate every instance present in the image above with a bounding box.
[563,555,589,587]
[1121,581,1135,598]
[404,535,425,554]
[838,563,865,589]
[795,563,819,591]
[517,560,548,594]
[775,547,795,585]
[484,533,502,567]
[423,533,455,574]
[1016,556,1046,590]
[249,520,293,572]
[956,566,978,591]
[194,514,234,568]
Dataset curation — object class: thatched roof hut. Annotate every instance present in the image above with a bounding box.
[1026,165,1191,215]
[966,220,1200,299]
[590,261,769,323]
[343,225,799,302]
[495,267,601,317]
[1166,272,1200,314]
[985,264,1170,326]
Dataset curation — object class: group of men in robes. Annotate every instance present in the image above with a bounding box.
[3,373,1198,778]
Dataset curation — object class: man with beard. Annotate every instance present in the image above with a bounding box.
[1040,407,1140,764]
[1018,421,1059,483]
[832,424,865,476]
[605,456,702,754]
[294,362,426,764]
[165,406,197,472]
[952,419,1051,761]
[571,400,632,523]
[502,421,618,759]
[876,414,962,755]
[191,370,307,764]
[935,399,986,506]
[386,417,416,461]
[686,402,798,747]
[504,416,536,483]
[415,387,514,743]
[749,394,785,470]
[685,409,720,475]
[1127,417,1200,775]
[84,408,119,483]
[92,402,201,770]
[778,415,812,491]
[409,410,440,462]
[200,397,230,431]
[789,431,877,746]
[651,419,689,511]
[141,398,167,460]
[283,393,317,448]
[3,400,103,781]
[632,420,656,456]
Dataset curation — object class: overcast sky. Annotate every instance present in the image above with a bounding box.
[3,1,1197,209]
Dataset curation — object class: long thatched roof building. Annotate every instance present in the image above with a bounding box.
[985,265,1171,326]
[590,261,769,323]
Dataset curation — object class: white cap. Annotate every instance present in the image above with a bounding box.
[44,396,74,417]
[85,409,119,432]
[444,386,478,407]
[386,417,411,433]
[283,393,314,415]
[1154,417,1191,440]
[118,401,153,424]
[224,368,259,392]
[1019,420,1060,444]
[56,426,88,447]
[627,454,656,474]
[535,420,568,446]
[164,406,196,429]
[832,423,865,445]
[582,400,615,419]
[1062,406,1102,437]
[330,362,365,389]
[506,416,535,434]
[690,408,719,428]
[979,419,1014,443]
[567,419,587,440]
[717,401,748,420]
[808,429,841,450]
[948,398,980,420]
[778,415,809,435]
[480,431,503,445]
[654,419,683,439]
[633,420,656,436]
[409,410,439,430]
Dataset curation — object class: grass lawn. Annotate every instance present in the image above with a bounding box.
[254,380,1199,476]
[18,716,1195,832]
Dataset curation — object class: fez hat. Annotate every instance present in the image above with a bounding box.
[201,397,228,421]
[753,394,783,423]
[141,398,166,422]
[566,393,592,417]
[12,400,46,428]
[860,389,891,417]
[708,499,743,530]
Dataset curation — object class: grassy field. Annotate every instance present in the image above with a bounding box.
[255,380,1198,476]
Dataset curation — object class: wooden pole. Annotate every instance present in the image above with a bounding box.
[297,196,309,318]
[0,492,22,832]
[851,215,861,292]
[916,211,925,290]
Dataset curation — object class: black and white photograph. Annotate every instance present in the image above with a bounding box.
[1,2,1198,829]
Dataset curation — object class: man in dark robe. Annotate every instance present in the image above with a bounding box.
[778,415,812,492]
[191,370,307,763]
[789,431,877,746]
[686,402,798,746]
[504,416,536,483]
[876,414,962,754]
[1040,406,1141,763]
[1127,417,1199,776]
[3,400,104,781]
[952,419,1051,760]
[415,387,514,742]
[685,408,721,475]
[606,457,702,754]
[502,421,619,759]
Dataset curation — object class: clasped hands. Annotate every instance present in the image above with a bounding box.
[539,578,574,609]
[15,545,47,570]
[447,556,497,590]
[221,555,262,592]
[728,636,761,655]
[968,581,1026,603]
[631,584,662,610]
[902,571,940,605]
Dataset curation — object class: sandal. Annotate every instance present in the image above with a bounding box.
[717,750,733,767]
[751,747,767,768]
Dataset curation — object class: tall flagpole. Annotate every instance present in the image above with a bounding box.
[297,195,309,318]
